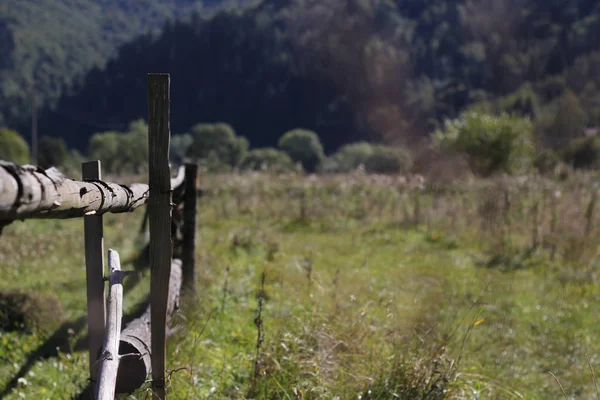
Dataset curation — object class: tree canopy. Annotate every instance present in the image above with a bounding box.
[2,0,599,160]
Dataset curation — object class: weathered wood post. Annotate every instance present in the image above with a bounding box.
[181,163,198,296]
[82,160,106,387]
[148,73,173,399]
[95,249,125,400]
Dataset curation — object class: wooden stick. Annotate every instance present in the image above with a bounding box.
[95,249,125,400]
[115,260,182,394]
[148,73,173,399]
[82,161,106,387]
[181,163,198,296]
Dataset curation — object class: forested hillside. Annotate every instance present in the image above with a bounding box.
[5,0,600,153]
[0,0,253,129]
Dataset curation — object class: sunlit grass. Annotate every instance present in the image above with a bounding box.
[1,172,600,399]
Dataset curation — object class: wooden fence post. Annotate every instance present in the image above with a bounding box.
[82,160,106,388]
[181,163,198,296]
[148,73,173,399]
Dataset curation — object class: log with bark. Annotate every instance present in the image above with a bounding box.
[0,161,184,225]
[115,259,182,394]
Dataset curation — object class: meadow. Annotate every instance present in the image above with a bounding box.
[1,170,600,399]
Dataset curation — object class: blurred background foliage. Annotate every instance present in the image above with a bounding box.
[0,0,599,177]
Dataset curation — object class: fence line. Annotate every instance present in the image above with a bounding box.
[0,73,194,399]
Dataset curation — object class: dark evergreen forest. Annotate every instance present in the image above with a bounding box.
[3,0,600,152]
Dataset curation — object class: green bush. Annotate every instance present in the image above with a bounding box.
[499,83,540,118]
[278,128,324,173]
[564,136,600,169]
[365,146,412,174]
[545,90,586,149]
[469,83,541,119]
[0,289,63,333]
[433,112,535,176]
[38,136,68,168]
[170,133,193,165]
[186,123,248,171]
[88,131,121,172]
[0,128,29,164]
[534,148,561,174]
[60,149,85,176]
[120,119,148,173]
[240,148,295,172]
[88,119,148,174]
[331,142,375,172]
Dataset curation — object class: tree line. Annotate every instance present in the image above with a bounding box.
[0,121,411,175]
[1,0,594,154]
[1,108,598,178]
[2,0,600,175]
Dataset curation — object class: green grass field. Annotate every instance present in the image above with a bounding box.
[1,172,600,399]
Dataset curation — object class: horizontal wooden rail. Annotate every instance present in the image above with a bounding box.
[0,161,183,224]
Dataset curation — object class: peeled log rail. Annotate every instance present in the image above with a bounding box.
[115,259,182,394]
[0,161,184,222]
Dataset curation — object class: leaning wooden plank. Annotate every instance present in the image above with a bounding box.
[0,162,186,222]
[95,249,126,400]
[115,260,182,394]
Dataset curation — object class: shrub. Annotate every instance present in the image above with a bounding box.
[60,149,86,177]
[278,129,325,173]
[545,90,586,149]
[564,136,600,169]
[88,131,121,172]
[38,136,68,168]
[0,289,63,333]
[120,119,149,173]
[88,119,148,174]
[433,112,535,176]
[364,146,412,174]
[240,148,295,172]
[170,133,193,165]
[186,123,248,171]
[0,128,29,164]
[331,141,375,172]
[534,148,561,174]
[499,82,540,118]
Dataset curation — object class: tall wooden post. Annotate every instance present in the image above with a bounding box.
[147,73,172,399]
[82,160,106,388]
[181,163,198,296]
